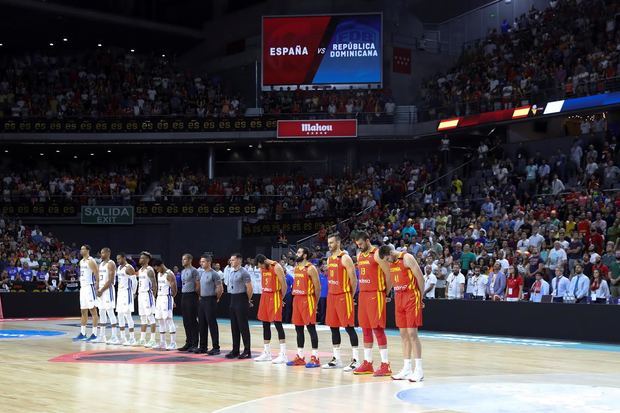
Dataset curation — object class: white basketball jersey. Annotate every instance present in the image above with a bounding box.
[157,270,173,296]
[117,263,131,291]
[99,260,115,286]
[79,258,95,285]
[138,266,153,293]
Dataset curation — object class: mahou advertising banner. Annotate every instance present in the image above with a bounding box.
[277,119,358,138]
[262,14,382,89]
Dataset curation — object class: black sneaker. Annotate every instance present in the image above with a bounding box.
[177,344,191,352]
[207,348,221,356]
[238,351,252,359]
[187,346,198,353]
[225,351,240,359]
[193,348,207,354]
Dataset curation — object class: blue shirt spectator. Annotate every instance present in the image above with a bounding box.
[20,267,34,282]
[569,272,590,301]
[319,272,328,298]
[7,266,18,281]
[486,266,506,299]
[285,273,294,295]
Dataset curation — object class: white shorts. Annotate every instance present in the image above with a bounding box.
[97,287,116,310]
[155,295,174,320]
[138,291,155,316]
[116,289,134,314]
[80,285,97,310]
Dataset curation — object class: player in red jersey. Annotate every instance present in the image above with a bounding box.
[379,245,425,382]
[352,231,393,376]
[322,233,360,371]
[254,254,288,364]
[286,247,322,368]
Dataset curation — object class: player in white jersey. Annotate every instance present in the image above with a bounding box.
[137,251,158,348]
[95,247,119,344]
[116,252,137,346]
[73,245,100,342]
[152,258,178,350]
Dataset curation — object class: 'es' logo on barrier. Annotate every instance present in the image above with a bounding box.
[277,119,357,139]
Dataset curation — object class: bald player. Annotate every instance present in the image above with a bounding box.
[116,252,137,346]
[137,251,158,348]
[352,231,392,376]
[254,254,288,364]
[73,244,99,342]
[378,246,425,382]
[95,247,119,344]
[322,233,360,371]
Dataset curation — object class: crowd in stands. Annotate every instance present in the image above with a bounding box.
[0,49,243,119]
[261,89,396,120]
[420,0,620,120]
[0,217,82,292]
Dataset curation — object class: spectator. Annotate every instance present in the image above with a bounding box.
[446,263,465,299]
[590,269,610,304]
[504,266,523,302]
[551,267,570,303]
[529,272,550,303]
[423,265,436,299]
[569,264,590,303]
[487,262,506,301]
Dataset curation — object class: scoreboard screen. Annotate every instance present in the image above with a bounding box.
[262,13,382,90]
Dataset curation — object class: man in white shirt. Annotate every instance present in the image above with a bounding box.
[528,229,545,251]
[551,267,570,303]
[423,266,436,299]
[469,265,487,300]
[547,241,567,273]
[446,264,465,299]
[529,273,550,302]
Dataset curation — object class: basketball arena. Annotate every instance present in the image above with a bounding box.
[1,1,620,412]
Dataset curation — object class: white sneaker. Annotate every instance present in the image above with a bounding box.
[343,359,360,372]
[121,338,130,346]
[145,339,157,348]
[407,369,424,382]
[129,337,138,346]
[108,337,121,345]
[321,357,343,369]
[272,353,288,364]
[152,342,166,350]
[91,336,105,344]
[254,352,272,362]
[166,342,177,351]
[391,367,412,380]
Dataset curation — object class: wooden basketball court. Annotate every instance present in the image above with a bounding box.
[1,317,619,413]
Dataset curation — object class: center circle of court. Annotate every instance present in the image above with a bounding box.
[397,382,620,412]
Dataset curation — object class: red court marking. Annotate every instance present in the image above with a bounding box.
[0,317,77,322]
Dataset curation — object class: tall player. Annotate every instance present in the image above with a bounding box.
[286,247,321,368]
[378,246,425,382]
[152,258,178,350]
[95,247,119,344]
[137,251,158,348]
[322,233,360,371]
[73,245,99,342]
[352,231,392,376]
[116,252,137,346]
[254,254,288,364]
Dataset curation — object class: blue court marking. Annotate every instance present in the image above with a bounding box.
[0,329,65,339]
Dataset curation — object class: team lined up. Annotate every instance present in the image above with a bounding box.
[255,232,425,382]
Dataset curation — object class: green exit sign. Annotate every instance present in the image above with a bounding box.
[81,206,134,225]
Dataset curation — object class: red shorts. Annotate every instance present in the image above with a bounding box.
[357,290,387,329]
[292,295,317,326]
[326,292,355,328]
[395,289,423,329]
[257,292,282,322]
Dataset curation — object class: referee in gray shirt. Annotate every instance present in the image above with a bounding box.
[195,254,223,355]
[225,252,253,359]
[178,253,199,352]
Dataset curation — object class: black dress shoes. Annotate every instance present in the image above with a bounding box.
[177,344,191,352]
[207,348,221,356]
[225,351,240,359]
[193,348,207,354]
[238,351,252,359]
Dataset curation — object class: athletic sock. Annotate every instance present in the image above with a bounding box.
[333,347,341,361]
[120,330,126,339]
[140,332,146,340]
[364,348,373,362]
[279,343,287,354]
[100,326,106,338]
[170,334,176,344]
[160,333,165,344]
[403,359,412,370]
[80,326,86,335]
[264,344,271,353]
[312,349,319,358]
[414,358,423,371]
[380,349,389,363]
[112,327,118,338]
[352,347,359,362]
[91,326,97,336]
[297,348,304,358]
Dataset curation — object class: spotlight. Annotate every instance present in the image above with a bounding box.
[97,43,102,47]
[62,38,68,42]
[161,54,166,57]
[40,153,44,156]
[55,149,60,153]
[74,155,78,159]
[90,153,95,156]
[49,42,54,47]
[107,149,111,153]
[130,49,135,53]
[226,148,231,151]
[248,144,253,148]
